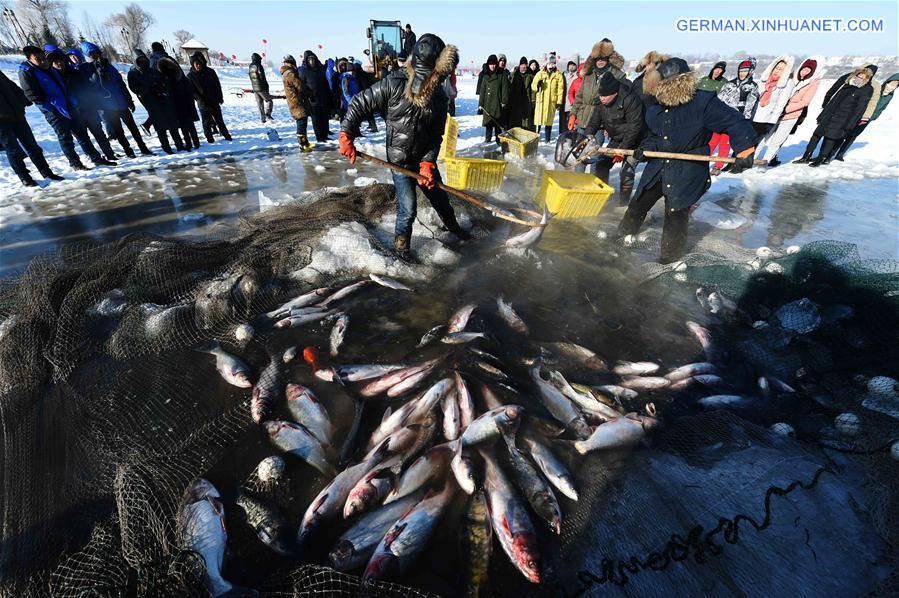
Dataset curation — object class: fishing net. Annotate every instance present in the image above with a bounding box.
[0,175,895,598]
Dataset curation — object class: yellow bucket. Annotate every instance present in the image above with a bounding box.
[498,128,540,159]
[537,170,614,219]
[444,157,506,193]
[437,116,459,161]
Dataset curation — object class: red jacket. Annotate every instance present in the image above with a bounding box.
[567,63,585,121]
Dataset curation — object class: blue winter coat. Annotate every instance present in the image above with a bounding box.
[82,61,133,111]
[340,72,360,110]
[18,61,72,119]
[636,90,756,209]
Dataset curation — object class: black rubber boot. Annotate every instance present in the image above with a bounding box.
[394,234,416,263]
[619,185,633,207]
[297,134,312,152]
[20,174,38,187]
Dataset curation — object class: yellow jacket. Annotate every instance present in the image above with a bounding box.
[531,69,564,127]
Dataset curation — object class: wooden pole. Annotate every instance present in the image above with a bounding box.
[356,152,543,227]
[568,146,767,169]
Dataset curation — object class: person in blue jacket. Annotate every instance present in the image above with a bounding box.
[18,45,115,170]
[79,41,152,158]
[46,49,117,162]
[617,58,757,263]
[340,62,361,114]
[0,70,63,186]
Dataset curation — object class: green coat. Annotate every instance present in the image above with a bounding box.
[478,70,510,126]
[871,73,899,121]
[696,76,727,94]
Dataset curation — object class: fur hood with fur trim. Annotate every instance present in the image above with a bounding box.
[759,55,795,88]
[643,69,698,107]
[584,39,625,75]
[636,50,670,73]
[403,44,457,108]
[793,55,825,91]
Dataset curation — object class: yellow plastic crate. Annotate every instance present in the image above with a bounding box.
[444,157,506,193]
[437,116,459,161]
[537,170,614,219]
[498,127,540,159]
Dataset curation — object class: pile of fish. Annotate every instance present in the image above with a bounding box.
[178,279,704,595]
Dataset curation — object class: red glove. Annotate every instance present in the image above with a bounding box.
[338,131,357,164]
[612,154,624,164]
[419,162,437,190]
[567,114,577,131]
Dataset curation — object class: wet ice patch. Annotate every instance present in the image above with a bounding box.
[179,212,205,223]
[314,165,326,173]
[693,201,748,230]
[353,177,379,187]
[346,168,358,176]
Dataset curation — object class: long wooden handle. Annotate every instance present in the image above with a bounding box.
[570,146,767,167]
[357,152,543,228]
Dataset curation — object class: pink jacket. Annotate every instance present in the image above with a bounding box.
[782,78,820,121]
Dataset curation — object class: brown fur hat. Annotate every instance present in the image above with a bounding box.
[590,38,615,60]
[404,44,458,108]
[644,70,698,106]
[636,50,670,73]
[850,66,874,81]
[609,51,625,70]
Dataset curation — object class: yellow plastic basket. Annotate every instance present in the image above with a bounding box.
[537,170,614,219]
[437,116,459,161]
[498,127,540,159]
[444,157,506,193]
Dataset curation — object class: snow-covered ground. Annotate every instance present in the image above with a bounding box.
[1,55,897,264]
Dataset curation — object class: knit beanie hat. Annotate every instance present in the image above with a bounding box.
[597,70,621,95]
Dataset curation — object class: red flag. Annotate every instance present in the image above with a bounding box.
[318,44,323,49]
[231,54,236,60]
[262,38,267,44]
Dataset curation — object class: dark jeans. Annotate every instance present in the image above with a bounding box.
[485,124,497,143]
[0,120,51,178]
[44,110,101,166]
[392,169,459,239]
[254,90,273,121]
[833,122,868,159]
[618,180,691,263]
[538,125,552,143]
[103,109,149,154]
[81,110,116,159]
[200,105,231,142]
[595,154,637,195]
[560,110,569,137]
[180,122,200,149]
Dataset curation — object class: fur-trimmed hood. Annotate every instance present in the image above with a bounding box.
[584,39,623,75]
[404,44,458,108]
[636,50,669,73]
[759,55,795,88]
[645,70,697,107]
[793,55,825,91]
[849,66,874,84]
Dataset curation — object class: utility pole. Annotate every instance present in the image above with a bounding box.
[3,7,30,47]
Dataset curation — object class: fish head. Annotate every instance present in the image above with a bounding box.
[262,420,282,437]
[511,530,542,583]
[344,486,373,519]
[230,369,253,388]
[585,356,608,371]
[534,491,563,534]
[639,415,663,434]
[569,418,592,440]
[329,539,356,570]
[363,552,400,583]
[503,405,524,423]
[314,367,336,382]
[184,478,218,503]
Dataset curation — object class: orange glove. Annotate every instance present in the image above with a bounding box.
[419,162,437,189]
[338,131,357,164]
[612,154,624,164]
[567,113,577,131]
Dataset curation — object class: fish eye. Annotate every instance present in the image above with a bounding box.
[528,560,536,569]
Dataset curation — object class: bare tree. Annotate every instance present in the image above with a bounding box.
[81,10,119,60]
[104,2,155,53]
[15,0,68,46]
[172,29,193,45]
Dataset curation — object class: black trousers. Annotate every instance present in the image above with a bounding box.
[618,180,691,263]
[81,110,116,159]
[752,121,774,143]
[802,125,840,161]
[180,122,200,149]
[310,106,330,141]
[103,109,149,154]
[200,105,231,142]
[833,121,868,159]
[45,110,102,166]
[595,155,637,194]
[0,120,52,178]
[485,124,497,142]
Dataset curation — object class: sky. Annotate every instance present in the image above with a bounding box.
[67,0,898,68]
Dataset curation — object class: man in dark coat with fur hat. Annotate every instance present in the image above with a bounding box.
[570,38,629,131]
[584,71,646,205]
[618,58,756,263]
[631,50,669,102]
[339,33,468,262]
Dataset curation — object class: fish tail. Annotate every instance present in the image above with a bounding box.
[193,340,220,354]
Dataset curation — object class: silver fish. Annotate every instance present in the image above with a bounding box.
[698,395,755,409]
[282,345,299,364]
[549,371,620,420]
[318,279,373,308]
[369,273,414,292]
[768,376,797,393]
[234,323,254,343]
[497,296,529,335]
[344,458,399,518]
[448,303,477,334]
[451,444,480,494]
[386,366,437,398]
[665,362,717,382]
[592,384,638,402]
[264,287,331,319]
[315,363,405,383]
[417,324,447,348]
[200,343,253,388]
[460,405,523,447]
[274,309,339,329]
[329,492,423,572]
[442,389,461,440]
[480,450,542,583]
[695,288,711,312]
[236,492,295,557]
[366,378,453,451]
[329,314,350,357]
[686,321,725,363]
[503,436,563,534]
[619,376,671,391]
[179,479,237,597]
[708,291,737,315]
[251,352,285,423]
[529,366,591,438]
[265,420,335,477]
[358,359,441,398]
[286,383,335,444]
[298,439,391,544]
[363,484,457,582]
[472,359,509,381]
[540,341,608,371]
[573,414,661,454]
[386,443,454,504]
[504,206,554,249]
[612,361,660,376]
[455,372,476,429]
[441,331,486,345]
[521,433,578,501]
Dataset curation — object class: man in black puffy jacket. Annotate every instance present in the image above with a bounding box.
[299,50,332,141]
[249,52,273,123]
[188,52,231,142]
[583,71,646,205]
[339,33,468,261]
